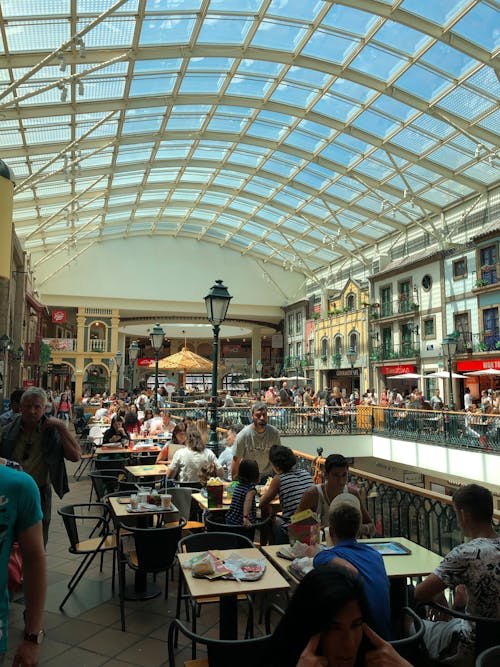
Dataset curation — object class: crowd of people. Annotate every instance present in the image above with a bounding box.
[0,386,498,665]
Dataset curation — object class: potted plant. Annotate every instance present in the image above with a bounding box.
[409,302,419,310]
[311,312,320,320]
[475,278,488,287]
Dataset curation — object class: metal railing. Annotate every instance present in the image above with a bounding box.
[293,451,500,556]
[370,343,421,361]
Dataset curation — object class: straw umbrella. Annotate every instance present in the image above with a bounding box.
[147,347,217,387]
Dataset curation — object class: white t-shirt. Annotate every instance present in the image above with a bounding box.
[234,423,281,476]
[168,447,219,483]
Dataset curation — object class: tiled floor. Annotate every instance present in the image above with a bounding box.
[6,452,285,667]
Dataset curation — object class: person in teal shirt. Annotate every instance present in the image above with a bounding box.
[0,463,45,666]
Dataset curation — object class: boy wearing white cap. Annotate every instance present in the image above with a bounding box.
[313,493,392,640]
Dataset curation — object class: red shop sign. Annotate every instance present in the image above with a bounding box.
[457,359,500,371]
[52,309,66,323]
[136,357,153,366]
[381,365,416,375]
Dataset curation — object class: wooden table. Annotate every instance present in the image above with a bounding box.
[178,547,289,639]
[125,464,169,478]
[192,491,280,512]
[262,537,442,615]
[95,445,132,456]
[108,496,179,521]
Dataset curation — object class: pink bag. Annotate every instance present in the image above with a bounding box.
[8,542,23,596]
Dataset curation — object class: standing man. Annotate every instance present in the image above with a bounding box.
[0,462,46,666]
[429,388,443,410]
[0,387,80,546]
[231,401,282,481]
[415,484,500,666]
[279,381,292,406]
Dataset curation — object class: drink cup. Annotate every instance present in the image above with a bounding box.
[137,491,148,505]
[130,494,138,509]
[160,493,172,508]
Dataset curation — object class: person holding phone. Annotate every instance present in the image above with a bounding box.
[270,566,411,667]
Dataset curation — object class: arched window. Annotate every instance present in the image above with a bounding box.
[321,337,329,359]
[349,331,358,352]
[334,336,342,357]
[347,293,356,311]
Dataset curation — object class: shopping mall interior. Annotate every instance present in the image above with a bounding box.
[0,2,499,665]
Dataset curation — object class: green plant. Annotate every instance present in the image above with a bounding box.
[370,351,380,361]
[475,279,488,287]
[409,302,419,310]
[311,312,320,320]
[495,341,500,350]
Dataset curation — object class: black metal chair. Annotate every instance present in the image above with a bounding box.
[89,469,124,502]
[57,503,116,610]
[118,518,187,631]
[428,602,500,659]
[176,532,256,657]
[476,645,500,666]
[167,618,272,667]
[175,480,202,489]
[390,607,425,663]
[168,487,205,531]
[204,512,272,543]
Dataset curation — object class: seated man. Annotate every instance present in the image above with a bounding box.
[415,484,500,666]
[296,453,373,532]
[313,493,392,640]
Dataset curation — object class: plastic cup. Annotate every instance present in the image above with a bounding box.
[160,494,172,508]
[130,494,138,509]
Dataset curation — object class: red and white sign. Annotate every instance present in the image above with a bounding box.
[457,359,500,371]
[23,380,36,388]
[137,357,153,366]
[381,365,417,375]
[52,309,66,323]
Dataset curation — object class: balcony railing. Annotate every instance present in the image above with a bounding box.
[149,405,500,452]
[454,331,500,353]
[42,337,77,352]
[378,298,419,319]
[89,339,106,352]
[370,343,420,361]
[475,262,499,288]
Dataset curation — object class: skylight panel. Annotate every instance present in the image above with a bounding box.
[80,77,126,100]
[226,74,274,98]
[107,194,137,206]
[77,119,119,137]
[199,193,231,206]
[244,180,276,198]
[212,173,245,188]
[478,110,500,133]
[129,73,176,97]
[437,87,493,120]
[421,42,477,77]
[286,66,330,89]
[251,18,309,51]
[166,114,206,131]
[236,59,282,77]
[395,65,450,102]
[301,201,330,218]
[421,188,457,207]
[246,119,287,141]
[438,180,473,197]
[192,145,230,162]
[313,93,360,123]
[426,145,471,170]
[326,183,359,202]
[208,114,249,133]
[294,170,334,190]
[392,127,437,155]
[111,172,144,186]
[179,72,227,95]
[350,45,407,81]
[400,0,470,25]
[273,190,304,209]
[302,29,358,65]
[356,158,392,180]
[24,125,70,145]
[140,16,196,45]
[268,0,323,22]
[231,199,257,215]
[187,57,235,71]
[452,3,500,50]
[82,1,139,13]
[371,21,429,56]
[263,157,297,178]
[6,20,69,51]
[462,162,499,185]
[467,68,500,98]
[272,81,319,108]
[231,149,265,168]
[410,114,453,139]
[371,95,415,122]
[284,129,322,153]
[0,131,24,148]
[198,14,255,44]
[352,110,400,138]
[122,116,162,133]
[320,144,358,167]
[116,147,153,164]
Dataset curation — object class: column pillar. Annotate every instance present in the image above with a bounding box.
[251,329,262,377]
[0,171,14,403]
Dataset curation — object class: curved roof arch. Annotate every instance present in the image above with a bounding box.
[1,0,498,280]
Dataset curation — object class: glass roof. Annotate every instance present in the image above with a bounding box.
[1,0,498,273]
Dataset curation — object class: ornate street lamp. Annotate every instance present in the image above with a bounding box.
[150,324,165,409]
[128,340,139,391]
[346,346,357,405]
[14,345,24,362]
[115,350,123,393]
[256,359,263,394]
[442,335,458,410]
[205,280,232,456]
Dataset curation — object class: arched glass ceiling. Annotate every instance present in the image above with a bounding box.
[1,0,499,274]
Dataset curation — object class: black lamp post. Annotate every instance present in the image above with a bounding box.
[346,346,357,405]
[205,279,232,456]
[150,324,165,410]
[115,350,122,394]
[442,335,458,410]
[128,340,139,392]
[1,334,13,395]
[256,359,263,395]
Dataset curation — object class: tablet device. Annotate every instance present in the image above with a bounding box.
[365,541,411,556]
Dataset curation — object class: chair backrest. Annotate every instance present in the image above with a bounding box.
[205,513,256,541]
[476,645,500,667]
[178,531,254,553]
[94,457,127,472]
[428,602,500,657]
[175,480,202,489]
[125,520,186,573]
[169,487,199,521]
[58,503,108,550]
[131,452,157,466]
[89,469,123,501]
[389,607,424,663]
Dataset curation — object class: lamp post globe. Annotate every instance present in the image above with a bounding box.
[204,280,232,455]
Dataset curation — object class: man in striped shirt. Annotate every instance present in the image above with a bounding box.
[259,445,314,544]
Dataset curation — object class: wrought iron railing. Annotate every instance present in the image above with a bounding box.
[293,451,500,557]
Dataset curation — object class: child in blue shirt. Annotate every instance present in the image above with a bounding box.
[225,459,259,527]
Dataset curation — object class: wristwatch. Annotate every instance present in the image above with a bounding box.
[24,630,45,644]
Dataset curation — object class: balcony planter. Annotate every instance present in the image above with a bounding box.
[475,279,488,287]
[332,354,342,367]
[409,302,419,311]
[311,313,320,320]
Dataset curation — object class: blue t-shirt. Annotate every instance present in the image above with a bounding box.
[313,539,392,640]
[225,482,256,525]
[0,466,43,653]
